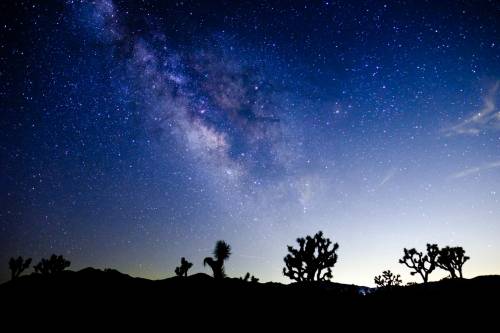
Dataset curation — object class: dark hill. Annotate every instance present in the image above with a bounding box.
[1,269,499,326]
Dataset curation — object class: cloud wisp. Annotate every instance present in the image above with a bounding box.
[445,81,500,136]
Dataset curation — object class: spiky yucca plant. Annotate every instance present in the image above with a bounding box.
[204,240,231,279]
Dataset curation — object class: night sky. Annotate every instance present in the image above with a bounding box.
[1,0,499,285]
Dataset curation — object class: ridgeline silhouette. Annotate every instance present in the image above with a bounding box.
[1,233,497,324]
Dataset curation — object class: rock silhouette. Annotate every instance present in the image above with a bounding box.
[283,231,339,282]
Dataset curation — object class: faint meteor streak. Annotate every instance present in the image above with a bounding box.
[449,160,500,179]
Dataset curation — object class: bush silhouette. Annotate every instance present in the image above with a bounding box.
[374,270,402,288]
[33,254,71,276]
[9,256,32,280]
[203,240,231,279]
[283,231,339,282]
[399,244,439,283]
[174,257,193,277]
[240,272,259,283]
[436,246,469,279]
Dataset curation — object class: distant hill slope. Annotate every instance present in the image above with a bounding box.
[1,269,499,324]
[0,266,370,289]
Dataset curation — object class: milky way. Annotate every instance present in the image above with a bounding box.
[1,0,499,285]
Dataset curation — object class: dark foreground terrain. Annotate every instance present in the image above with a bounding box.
[1,269,499,327]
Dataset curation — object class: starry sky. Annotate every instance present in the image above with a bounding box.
[1,0,499,285]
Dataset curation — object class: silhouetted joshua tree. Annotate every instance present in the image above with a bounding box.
[399,244,439,283]
[240,272,259,283]
[436,246,469,279]
[9,256,32,280]
[174,257,193,277]
[283,231,339,282]
[203,240,231,279]
[374,270,402,288]
[33,254,71,276]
